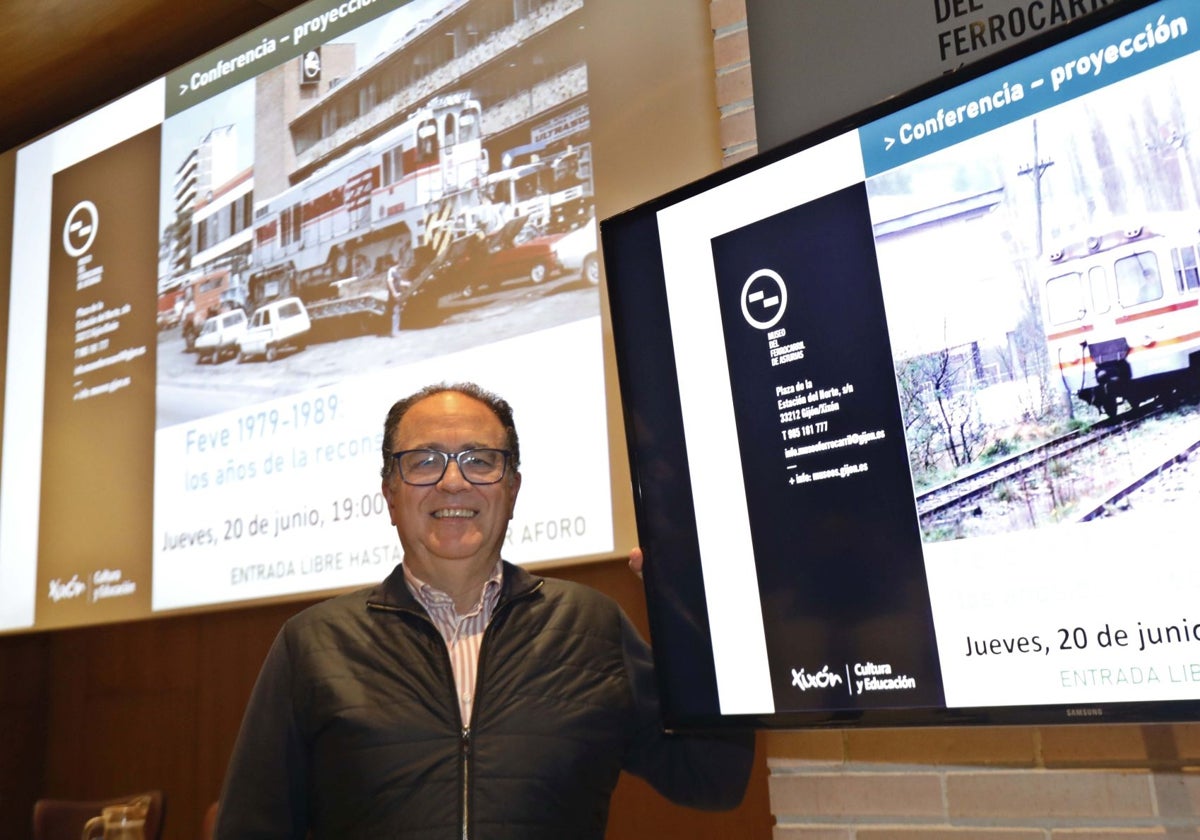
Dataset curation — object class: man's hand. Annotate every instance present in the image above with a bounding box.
[628,547,644,580]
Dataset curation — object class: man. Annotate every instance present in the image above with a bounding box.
[215,382,754,839]
[385,255,413,336]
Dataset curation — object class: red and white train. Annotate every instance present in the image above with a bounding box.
[1043,215,1200,416]
[248,92,487,306]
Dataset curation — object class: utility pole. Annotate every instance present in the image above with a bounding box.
[1017,119,1071,418]
[1017,119,1055,258]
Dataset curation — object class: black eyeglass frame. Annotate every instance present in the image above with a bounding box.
[389,448,513,486]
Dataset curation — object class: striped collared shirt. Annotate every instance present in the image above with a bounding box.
[403,559,504,724]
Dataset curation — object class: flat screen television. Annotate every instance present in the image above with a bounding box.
[601,0,1200,729]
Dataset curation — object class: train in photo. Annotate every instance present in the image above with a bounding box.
[1042,215,1200,416]
[247,92,488,316]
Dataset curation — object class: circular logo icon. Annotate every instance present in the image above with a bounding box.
[302,49,322,82]
[63,200,99,258]
[741,268,788,330]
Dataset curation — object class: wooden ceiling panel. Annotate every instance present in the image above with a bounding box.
[0,0,308,152]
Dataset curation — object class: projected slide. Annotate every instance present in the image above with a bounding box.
[1,0,612,631]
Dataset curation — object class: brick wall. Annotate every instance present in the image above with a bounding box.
[706,2,1200,837]
[709,0,756,165]
[766,726,1200,837]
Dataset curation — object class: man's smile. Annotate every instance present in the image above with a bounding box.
[433,508,477,519]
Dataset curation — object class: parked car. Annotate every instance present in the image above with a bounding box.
[400,218,562,325]
[550,216,599,285]
[193,309,247,364]
[236,297,311,362]
[462,216,562,292]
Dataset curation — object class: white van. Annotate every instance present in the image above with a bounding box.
[237,297,311,362]
[193,309,247,364]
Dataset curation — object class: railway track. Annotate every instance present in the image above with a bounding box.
[916,412,1152,520]
[1076,429,1200,521]
[915,407,1167,532]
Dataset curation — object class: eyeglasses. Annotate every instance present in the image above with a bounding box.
[391,448,511,486]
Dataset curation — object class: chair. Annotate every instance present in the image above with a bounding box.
[32,790,165,840]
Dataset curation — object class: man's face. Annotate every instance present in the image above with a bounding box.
[381,391,520,575]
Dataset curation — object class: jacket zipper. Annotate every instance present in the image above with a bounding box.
[459,579,543,840]
[366,601,471,836]
[460,726,471,840]
[368,578,544,840]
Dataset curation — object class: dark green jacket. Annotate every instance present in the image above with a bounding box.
[215,562,754,839]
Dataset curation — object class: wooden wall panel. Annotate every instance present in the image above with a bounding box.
[0,632,50,833]
[193,601,306,821]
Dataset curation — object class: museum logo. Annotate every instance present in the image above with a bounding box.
[741,268,788,330]
[62,199,99,258]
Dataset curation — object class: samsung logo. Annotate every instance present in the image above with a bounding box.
[1066,707,1104,718]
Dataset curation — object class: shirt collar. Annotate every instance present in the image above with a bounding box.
[403,558,504,617]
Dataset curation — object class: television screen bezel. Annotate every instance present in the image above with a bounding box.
[601,0,1200,731]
